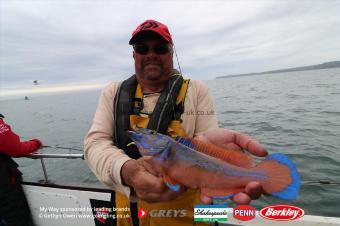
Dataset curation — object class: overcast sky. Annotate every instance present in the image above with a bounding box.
[0,0,339,95]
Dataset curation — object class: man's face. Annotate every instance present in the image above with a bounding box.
[133,37,173,85]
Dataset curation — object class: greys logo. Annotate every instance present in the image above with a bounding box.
[149,209,187,218]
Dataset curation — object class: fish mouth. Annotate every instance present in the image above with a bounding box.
[127,130,157,156]
[126,130,145,149]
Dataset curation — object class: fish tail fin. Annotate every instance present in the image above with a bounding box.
[255,153,300,201]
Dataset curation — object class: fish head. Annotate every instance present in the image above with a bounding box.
[127,128,173,156]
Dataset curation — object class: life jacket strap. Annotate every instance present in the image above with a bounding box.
[132,84,144,115]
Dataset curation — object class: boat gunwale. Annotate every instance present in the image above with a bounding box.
[22,181,113,193]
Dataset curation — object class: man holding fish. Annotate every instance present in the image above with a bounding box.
[85,19,296,226]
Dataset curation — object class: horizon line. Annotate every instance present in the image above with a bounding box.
[0,83,106,98]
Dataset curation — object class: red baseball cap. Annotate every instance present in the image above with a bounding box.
[129,19,173,45]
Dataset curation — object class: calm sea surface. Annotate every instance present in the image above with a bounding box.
[1,68,339,217]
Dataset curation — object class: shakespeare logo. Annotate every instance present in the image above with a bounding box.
[194,205,228,222]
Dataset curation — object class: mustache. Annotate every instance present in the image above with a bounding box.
[142,60,162,67]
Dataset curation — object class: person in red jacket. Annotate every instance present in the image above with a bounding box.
[0,114,43,226]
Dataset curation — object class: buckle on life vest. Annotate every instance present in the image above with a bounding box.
[173,102,184,120]
[132,97,144,114]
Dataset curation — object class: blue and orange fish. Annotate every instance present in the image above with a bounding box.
[127,128,300,201]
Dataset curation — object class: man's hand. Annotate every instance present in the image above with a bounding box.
[121,157,185,203]
[197,128,268,205]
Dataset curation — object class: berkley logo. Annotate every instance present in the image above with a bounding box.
[233,205,256,221]
[259,205,304,221]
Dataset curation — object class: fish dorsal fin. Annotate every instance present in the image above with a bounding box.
[175,136,196,149]
[175,136,253,168]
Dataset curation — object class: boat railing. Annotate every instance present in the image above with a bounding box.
[27,153,84,159]
[26,152,84,183]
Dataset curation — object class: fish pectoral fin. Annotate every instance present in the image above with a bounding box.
[163,175,178,185]
[163,175,181,192]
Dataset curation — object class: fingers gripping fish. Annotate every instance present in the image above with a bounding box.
[127,128,300,201]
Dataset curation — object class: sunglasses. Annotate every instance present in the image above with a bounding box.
[133,43,170,55]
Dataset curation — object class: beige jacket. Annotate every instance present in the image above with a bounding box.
[84,79,218,198]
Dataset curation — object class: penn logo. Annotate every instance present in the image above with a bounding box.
[259,205,305,221]
[233,205,256,221]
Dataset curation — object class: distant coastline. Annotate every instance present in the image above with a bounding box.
[216,61,340,79]
[0,83,105,101]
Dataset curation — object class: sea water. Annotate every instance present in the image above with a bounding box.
[1,68,339,217]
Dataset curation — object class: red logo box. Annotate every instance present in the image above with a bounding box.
[233,205,256,221]
[138,208,148,219]
[259,205,304,221]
